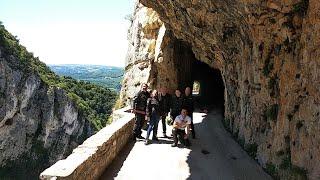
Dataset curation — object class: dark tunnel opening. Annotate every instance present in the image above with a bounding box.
[172,40,225,112]
[191,60,225,110]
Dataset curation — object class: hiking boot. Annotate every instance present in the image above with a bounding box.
[136,135,145,139]
[152,137,159,141]
[144,139,150,145]
[171,143,177,147]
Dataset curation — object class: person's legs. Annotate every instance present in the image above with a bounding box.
[176,129,190,147]
[146,123,153,140]
[146,114,156,140]
[172,129,186,146]
[133,114,144,139]
[146,113,160,144]
[171,128,179,146]
[177,129,186,144]
[152,114,160,140]
[189,112,196,138]
[161,115,167,136]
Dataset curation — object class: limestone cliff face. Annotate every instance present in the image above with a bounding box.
[119,2,181,106]
[121,0,320,179]
[0,50,90,177]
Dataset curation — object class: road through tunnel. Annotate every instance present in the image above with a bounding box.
[192,60,225,110]
[172,40,225,111]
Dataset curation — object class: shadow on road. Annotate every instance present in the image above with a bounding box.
[99,107,271,180]
[185,107,272,180]
[99,140,135,180]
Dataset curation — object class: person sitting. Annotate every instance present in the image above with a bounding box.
[171,107,191,147]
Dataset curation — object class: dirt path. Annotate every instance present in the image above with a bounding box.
[100,109,272,180]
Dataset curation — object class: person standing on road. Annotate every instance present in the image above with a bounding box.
[145,90,161,145]
[170,89,183,122]
[182,87,196,139]
[158,87,171,138]
[132,83,150,140]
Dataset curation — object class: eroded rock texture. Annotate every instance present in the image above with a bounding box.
[121,0,320,179]
[0,51,91,178]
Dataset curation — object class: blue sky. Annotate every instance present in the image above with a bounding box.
[0,0,135,67]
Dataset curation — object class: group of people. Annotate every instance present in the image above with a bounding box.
[132,83,195,147]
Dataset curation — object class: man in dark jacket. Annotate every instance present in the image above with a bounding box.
[170,89,183,122]
[158,87,171,138]
[132,83,150,140]
[182,87,196,138]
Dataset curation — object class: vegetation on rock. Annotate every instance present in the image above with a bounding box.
[48,64,124,91]
[0,23,117,131]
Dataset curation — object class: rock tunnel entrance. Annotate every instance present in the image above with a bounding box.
[192,60,225,109]
[173,40,225,111]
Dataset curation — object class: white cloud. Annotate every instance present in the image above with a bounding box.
[5,21,130,67]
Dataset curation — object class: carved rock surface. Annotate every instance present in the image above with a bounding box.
[0,46,90,178]
[121,0,320,179]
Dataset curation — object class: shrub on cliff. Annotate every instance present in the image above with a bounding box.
[0,23,117,131]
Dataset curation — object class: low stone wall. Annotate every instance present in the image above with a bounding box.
[39,107,135,180]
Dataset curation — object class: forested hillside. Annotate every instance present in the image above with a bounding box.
[0,22,117,178]
[0,23,117,130]
[49,64,124,91]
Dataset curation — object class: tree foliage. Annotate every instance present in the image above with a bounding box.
[0,23,117,131]
[49,64,123,91]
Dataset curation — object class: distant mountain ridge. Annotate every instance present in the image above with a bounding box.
[49,64,124,91]
[0,23,117,179]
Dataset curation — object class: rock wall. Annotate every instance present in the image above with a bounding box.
[40,107,135,180]
[120,0,320,179]
[0,50,91,178]
[119,2,180,107]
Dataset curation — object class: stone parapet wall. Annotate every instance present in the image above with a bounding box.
[39,107,135,180]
